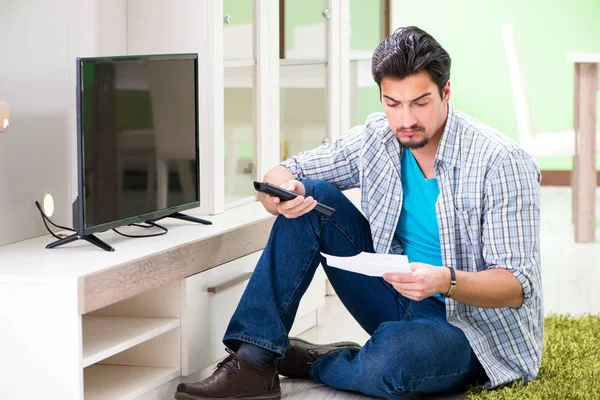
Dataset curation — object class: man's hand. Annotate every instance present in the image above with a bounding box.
[259,180,317,219]
[383,262,451,301]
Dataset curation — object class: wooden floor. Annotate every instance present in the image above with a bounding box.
[281,378,464,399]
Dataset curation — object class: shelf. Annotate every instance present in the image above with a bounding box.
[280,58,327,67]
[82,316,180,368]
[224,59,256,68]
[84,365,180,400]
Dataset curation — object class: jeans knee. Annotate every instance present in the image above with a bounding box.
[302,179,350,209]
[359,322,430,395]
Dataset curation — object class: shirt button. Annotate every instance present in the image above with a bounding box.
[395,196,400,201]
[386,233,391,238]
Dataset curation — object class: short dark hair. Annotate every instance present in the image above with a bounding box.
[371,26,451,97]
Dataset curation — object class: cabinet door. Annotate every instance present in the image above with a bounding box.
[181,251,261,375]
[223,0,254,61]
[279,0,350,162]
[224,66,256,206]
[180,249,327,376]
[349,0,383,127]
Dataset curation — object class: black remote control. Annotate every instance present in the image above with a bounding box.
[253,181,335,217]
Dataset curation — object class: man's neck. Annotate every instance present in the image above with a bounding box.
[410,114,447,179]
[410,147,437,179]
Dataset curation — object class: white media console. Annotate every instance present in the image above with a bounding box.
[0,201,327,399]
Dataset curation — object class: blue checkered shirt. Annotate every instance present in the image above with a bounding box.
[281,105,543,388]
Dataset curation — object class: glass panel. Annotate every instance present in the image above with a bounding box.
[223,0,254,61]
[349,0,382,127]
[280,63,328,161]
[224,66,256,204]
[283,0,327,61]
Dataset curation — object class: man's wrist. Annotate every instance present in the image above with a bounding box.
[442,266,456,298]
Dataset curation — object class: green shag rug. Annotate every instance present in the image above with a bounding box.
[465,314,600,400]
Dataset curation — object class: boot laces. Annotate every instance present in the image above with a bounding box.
[215,348,241,374]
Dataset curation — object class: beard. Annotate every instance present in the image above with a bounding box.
[396,126,430,149]
[399,135,430,149]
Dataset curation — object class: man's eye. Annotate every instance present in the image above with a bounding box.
[386,103,398,108]
[415,102,428,107]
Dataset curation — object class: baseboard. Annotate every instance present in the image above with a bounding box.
[541,170,600,186]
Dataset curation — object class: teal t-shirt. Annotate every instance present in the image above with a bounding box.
[395,149,445,301]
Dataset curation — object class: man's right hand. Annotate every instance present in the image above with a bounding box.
[258,179,317,218]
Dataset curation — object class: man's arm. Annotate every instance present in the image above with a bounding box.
[478,148,542,308]
[385,263,524,308]
[262,165,294,186]
[385,148,542,309]
[451,268,524,308]
[279,124,364,189]
[257,123,365,215]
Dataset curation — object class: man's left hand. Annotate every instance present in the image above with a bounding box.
[383,262,451,301]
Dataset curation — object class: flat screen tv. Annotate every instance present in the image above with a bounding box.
[47,53,210,252]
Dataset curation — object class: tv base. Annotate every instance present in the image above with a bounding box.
[46,233,115,252]
[45,213,209,252]
[160,212,212,225]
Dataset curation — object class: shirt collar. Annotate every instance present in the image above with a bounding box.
[434,104,461,170]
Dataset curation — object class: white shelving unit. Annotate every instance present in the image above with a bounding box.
[82,316,180,368]
[79,277,184,399]
[0,0,352,398]
[223,59,256,68]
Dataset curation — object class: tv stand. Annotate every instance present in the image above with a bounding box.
[46,233,115,252]
[162,212,212,225]
[45,213,210,252]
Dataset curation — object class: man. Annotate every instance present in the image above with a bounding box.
[176,26,543,400]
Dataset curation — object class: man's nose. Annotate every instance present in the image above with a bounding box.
[399,109,418,129]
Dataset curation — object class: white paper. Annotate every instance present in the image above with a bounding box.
[320,252,411,277]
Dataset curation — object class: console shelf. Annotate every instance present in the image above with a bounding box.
[84,365,180,399]
[82,316,180,368]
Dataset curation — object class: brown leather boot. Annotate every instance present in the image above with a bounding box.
[277,337,361,379]
[175,349,281,400]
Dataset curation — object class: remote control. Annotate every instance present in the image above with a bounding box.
[253,181,335,217]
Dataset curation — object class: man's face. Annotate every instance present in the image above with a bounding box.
[380,71,451,150]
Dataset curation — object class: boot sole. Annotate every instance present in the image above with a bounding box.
[175,390,281,400]
[289,337,362,350]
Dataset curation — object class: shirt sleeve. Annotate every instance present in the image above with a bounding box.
[482,148,542,306]
[279,124,364,191]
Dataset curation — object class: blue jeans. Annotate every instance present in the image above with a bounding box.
[223,180,488,398]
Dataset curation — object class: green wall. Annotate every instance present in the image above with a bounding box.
[223,0,253,25]
[379,0,600,170]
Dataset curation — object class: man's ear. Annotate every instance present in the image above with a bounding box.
[443,80,451,103]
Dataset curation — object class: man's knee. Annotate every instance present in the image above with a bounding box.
[361,321,444,391]
[302,179,350,209]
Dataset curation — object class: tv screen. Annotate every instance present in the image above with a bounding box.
[75,53,200,235]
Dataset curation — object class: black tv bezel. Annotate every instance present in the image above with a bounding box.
[74,53,200,236]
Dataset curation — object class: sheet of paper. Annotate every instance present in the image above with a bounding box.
[320,252,411,277]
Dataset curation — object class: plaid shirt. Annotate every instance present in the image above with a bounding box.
[281,105,543,388]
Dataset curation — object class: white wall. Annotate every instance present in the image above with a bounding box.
[0,0,126,246]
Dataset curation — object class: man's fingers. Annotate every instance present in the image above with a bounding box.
[391,283,425,293]
[383,273,417,283]
[399,291,425,301]
[278,196,316,218]
[279,195,306,211]
[286,197,316,215]
[281,179,299,193]
[267,195,280,205]
[389,283,427,301]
